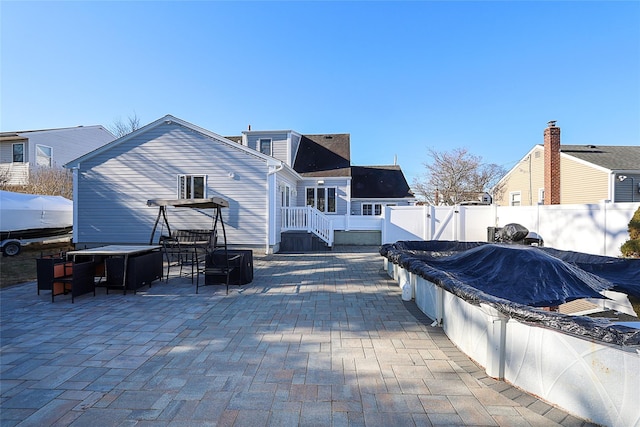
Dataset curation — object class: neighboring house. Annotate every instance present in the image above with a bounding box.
[494,121,640,206]
[65,115,415,253]
[0,125,115,185]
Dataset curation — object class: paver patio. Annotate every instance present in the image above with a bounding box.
[1,247,596,426]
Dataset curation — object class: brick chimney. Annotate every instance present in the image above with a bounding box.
[543,120,561,205]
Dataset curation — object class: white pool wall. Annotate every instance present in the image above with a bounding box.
[385,260,640,427]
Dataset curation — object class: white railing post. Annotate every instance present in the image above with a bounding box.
[280,206,333,247]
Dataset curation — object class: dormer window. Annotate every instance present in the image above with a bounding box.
[259,138,272,156]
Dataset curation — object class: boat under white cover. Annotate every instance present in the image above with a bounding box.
[0,190,73,240]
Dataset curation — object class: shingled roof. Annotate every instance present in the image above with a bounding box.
[560,145,640,170]
[293,134,351,177]
[351,165,414,199]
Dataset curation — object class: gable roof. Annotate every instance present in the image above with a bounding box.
[351,165,414,199]
[65,115,280,169]
[559,145,640,171]
[293,134,351,177]
[1,125,112,137]
[1,125,114,145]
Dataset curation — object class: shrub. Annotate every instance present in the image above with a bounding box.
[620,206,640,258]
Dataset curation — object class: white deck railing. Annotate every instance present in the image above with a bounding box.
[281,207,333,247]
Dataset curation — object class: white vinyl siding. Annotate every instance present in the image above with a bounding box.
[74,122,268,246]
[247,133,290,165]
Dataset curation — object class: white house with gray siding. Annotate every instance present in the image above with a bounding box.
[1,125,114,185]
[66,115,415,253]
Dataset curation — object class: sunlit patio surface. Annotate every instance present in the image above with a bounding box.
[0,247,596,426]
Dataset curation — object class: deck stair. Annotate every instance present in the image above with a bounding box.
[280,206,333,253]
[279,230,331,253]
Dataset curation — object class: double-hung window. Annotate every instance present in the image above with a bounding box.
[259,138,272,156]
[178,175,206,199]
[510,192,521,206]
[280,184,290,207]
[36,145,53,167]
[12,143,24,163]
[306,187,336,213]
[362,203,383,216]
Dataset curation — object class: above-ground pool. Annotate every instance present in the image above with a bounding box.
[381,240,640,346]
[380,241,640,427]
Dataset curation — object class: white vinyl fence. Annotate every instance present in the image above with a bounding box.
[381,202,640,257]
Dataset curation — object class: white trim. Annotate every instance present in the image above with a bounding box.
[243,129,302,137]
[509,191,522,206]
[72,167,79,244]
[305,186,338,214]
[258,138,272,156]
[351,197,416,202]
[493,145,542,190]
[177,174,208,199]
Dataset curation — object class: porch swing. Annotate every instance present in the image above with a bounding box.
[146,197,239,294]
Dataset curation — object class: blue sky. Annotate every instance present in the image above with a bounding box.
[2,1,639,186]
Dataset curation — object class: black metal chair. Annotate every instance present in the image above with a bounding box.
[160,236,196,282]
[196,248,241,294]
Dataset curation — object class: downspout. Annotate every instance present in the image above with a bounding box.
[609,171,616,202]
[346,177,352,231]
[267,163,284,254]
[71,165,79,245]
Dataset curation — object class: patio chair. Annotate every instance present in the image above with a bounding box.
[195,248,241,294]
[36,258,96,303]
[160,235,196,282]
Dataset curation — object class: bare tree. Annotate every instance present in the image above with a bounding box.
[109,112,141,138]
[0,167,11,190]
[412,147,506,205]
[8,166,74,199]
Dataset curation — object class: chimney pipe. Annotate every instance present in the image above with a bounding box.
[544,121,561,205]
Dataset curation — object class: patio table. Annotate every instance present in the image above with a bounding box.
[67,245,161,293]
